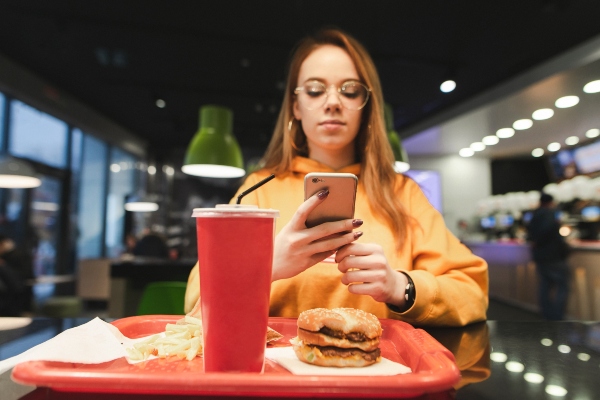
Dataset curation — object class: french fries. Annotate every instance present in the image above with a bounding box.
[126,315,203,361]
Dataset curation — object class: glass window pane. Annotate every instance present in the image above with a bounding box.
[77,134,108,258]
[9,100,68,169]
[105,148,138,258]
[0,92,5,150]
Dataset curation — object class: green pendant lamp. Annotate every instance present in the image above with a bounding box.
[182,105,245,178]
[0,155,42,188]
[384,104,410,173]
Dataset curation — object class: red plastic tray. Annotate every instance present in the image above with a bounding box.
[11,316,460,398]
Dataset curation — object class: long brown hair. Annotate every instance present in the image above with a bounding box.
[261,28,410,246]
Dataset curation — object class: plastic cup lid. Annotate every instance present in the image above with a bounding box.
[191,204,279,218]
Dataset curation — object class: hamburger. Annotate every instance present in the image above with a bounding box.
[291,307,382,367]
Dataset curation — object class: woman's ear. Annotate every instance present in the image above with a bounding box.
[293,99,302,121]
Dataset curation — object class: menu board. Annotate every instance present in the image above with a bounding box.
[574,141,600,174]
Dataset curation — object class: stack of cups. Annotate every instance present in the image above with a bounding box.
[192,204,279,372]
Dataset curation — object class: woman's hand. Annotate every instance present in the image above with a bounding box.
[336,243,408,307]
[271,190,363,281]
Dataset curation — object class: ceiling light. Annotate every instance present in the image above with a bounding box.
[532,108,554,120]
[541,338,553,346]
[182,105,245,178]
[513,119,533,130]
[555,95,579,108]
[155,99,166,108]
[586,128,600,138]
[482,135,499,145]
[440,80,456,93]
[470,142,485,151]
[547,142,561,152]
[565,136,579,146]
[124,194,160,212]
[583,80,600,93]
[0,156,42,188]
[496,128,515,138]
[532,148,544,157]
[110,163,121,173]
[147,165,156,175]
[385,104,410,173]
[459,148,474,157]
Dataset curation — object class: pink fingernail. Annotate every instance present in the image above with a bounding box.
[354,231,363,239]
[352,219,363,227]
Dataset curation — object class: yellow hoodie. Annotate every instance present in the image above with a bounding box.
[185,157,488,327]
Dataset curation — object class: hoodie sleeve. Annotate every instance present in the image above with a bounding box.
[388,178,489,326]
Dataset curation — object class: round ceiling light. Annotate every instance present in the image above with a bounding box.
[470,142,485,151]
[547,142,561,152]
[440,80,456,93]
[532,148,544,157]
[586,128,600,138]
[555,95,579,108]
[482,135,499,145]
[513,119,533,130]
[565,136,579,146]
[583,80,600,93]
[459,148,474,157]
[532,108,554,120]
[496,128,515,138]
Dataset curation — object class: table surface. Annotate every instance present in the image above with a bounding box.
[1,317,597,400]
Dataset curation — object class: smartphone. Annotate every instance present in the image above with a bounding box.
[304,172,358,228]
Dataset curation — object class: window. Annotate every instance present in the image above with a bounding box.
[9,100,68,168]
[105,148,138,258]
[0,92,5,149]
[76,132,108,258]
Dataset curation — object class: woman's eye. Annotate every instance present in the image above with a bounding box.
[305,86,325,97]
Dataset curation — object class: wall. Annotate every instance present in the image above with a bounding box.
[408,155,492,235]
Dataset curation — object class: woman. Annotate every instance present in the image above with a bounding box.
[185,28,488,326]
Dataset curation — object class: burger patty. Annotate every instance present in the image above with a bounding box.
[313,345,381,362]
[316,327,368,342]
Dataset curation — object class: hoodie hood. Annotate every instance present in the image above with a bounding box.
[290,156,361,176]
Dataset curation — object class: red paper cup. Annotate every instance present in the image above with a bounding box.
[192,205,279,372]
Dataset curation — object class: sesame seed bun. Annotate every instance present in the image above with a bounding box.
[297,308,382,339]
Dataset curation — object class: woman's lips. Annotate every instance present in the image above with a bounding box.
[319,120,345,130]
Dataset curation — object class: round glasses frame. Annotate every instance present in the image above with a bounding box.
[294,81,371,111]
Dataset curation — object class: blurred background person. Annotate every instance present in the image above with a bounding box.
[527,193,570,320]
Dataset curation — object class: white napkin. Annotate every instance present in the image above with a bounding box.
[265,346,411,376]
[0,317,152,375]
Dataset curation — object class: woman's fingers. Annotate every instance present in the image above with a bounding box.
[291,189,329,229]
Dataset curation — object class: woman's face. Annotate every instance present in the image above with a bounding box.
[293,45,364,160]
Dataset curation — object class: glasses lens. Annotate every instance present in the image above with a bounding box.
[296,81,370,110]
[339,82,369,110]
[298,81,327,110]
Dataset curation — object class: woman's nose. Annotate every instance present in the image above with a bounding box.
[324,85,342,110]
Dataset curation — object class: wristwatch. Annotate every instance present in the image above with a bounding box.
[387,271,416,313]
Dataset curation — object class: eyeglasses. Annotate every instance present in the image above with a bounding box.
[294,80,371,111]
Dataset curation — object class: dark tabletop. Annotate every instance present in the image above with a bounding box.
[1,317,597,399]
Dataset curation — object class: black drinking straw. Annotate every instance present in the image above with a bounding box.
[236,174,276,204]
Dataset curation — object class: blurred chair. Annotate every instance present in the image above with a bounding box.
[38,296,83,318]
[137,281,187,315]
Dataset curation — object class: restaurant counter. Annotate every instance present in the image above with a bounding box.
[1,317,598,399]
[466,239,600,320]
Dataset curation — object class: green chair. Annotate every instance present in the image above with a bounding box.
[136,281,187,315]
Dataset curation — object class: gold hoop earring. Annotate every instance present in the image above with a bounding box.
[288,118,295,132]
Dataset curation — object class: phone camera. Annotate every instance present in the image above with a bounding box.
[312,177,323,183]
